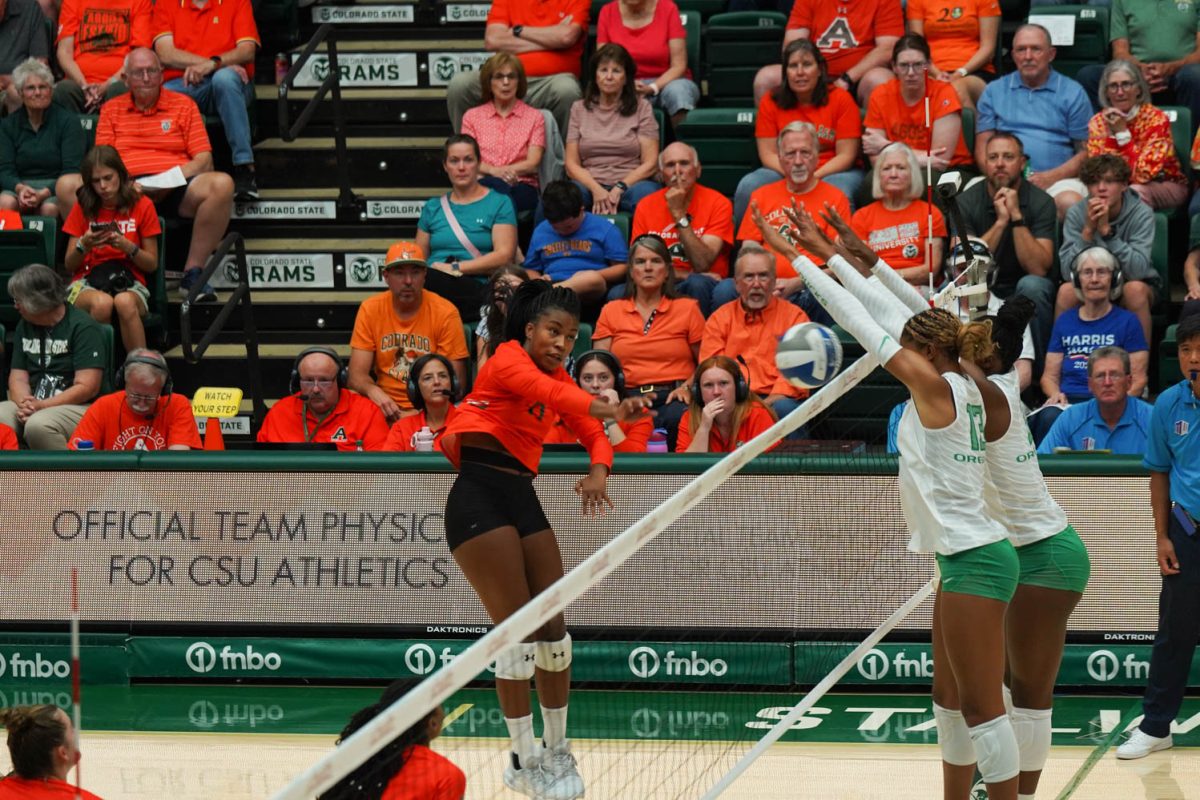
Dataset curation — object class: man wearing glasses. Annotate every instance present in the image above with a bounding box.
[257,347,389,451]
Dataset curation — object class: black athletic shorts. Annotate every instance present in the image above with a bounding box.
[443,447,552,551]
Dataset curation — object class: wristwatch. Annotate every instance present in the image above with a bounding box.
[1009,218,1028,228]
[614,181,629,192]
[512,25,524,37]
[210,56,222,69]
[75,240,86,254]
[675,214,691,230]
[953,67,969,78]
[446,256,463,277]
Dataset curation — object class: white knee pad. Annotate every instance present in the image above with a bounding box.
[494,642,536,681]
[933,703,976,766]
[1010,706,1052,773]
[969,715,1020,784]
[535,633,572,672]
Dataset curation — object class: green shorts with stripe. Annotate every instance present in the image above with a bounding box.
[1015,525,1090,594]
[935,539,1020,602]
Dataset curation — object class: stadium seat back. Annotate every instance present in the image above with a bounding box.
[1025,5,1109,79]
[705,12,786,104]
[1161,106,1192,183]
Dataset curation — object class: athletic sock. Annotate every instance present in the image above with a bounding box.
[541,704,569,749]
[505,714,537,768]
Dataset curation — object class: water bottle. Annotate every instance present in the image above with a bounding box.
[275,52,290,86]
[646,429,668,454]
[75,440,95,452]
[414,426,435,452]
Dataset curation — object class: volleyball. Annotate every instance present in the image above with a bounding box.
[776,322,843,389]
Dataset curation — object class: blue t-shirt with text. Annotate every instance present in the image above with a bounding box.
[1047,307,1147,397]
[525,213,630,282]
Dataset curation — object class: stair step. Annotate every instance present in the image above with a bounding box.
[255,136,446,187]
[165,342,353,360]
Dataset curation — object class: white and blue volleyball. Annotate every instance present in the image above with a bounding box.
[776,323,843,389]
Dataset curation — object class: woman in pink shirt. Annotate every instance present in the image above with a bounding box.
[597,0,698,127]
[461,54,547,216]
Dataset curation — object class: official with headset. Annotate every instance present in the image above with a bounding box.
[256,346,390,451]
[68,349,202,451]
[382,353,460,452]
[675,354,779,453]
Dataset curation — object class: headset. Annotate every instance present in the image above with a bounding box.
[692,354,750,406]
[572,350,626,398]
[405,353,460,410]
[1071,255,1124,303]
[289,346,349,396]
[115,350,173,396]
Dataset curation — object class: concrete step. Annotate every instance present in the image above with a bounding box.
[254,135,445,187]
[258,84,451,135]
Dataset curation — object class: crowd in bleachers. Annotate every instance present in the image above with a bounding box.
[2,0,1200,455]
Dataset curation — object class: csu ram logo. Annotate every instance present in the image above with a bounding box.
[349,256,378,284]
[433,57,458,83]
[311,57,330,83]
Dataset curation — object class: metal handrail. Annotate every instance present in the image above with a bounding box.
[277,23,358,213]
[179,232,267,426]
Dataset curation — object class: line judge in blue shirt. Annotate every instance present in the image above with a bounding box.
[1116,314,1200,760]
[1038,346,1152,454]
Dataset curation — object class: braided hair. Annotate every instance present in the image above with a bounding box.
[987,296,1035,374]
[0,704,67,779]
[902,307,995,365]
[502,280,581,346]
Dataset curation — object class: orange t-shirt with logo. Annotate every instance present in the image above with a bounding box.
[787,0,905,79]
[906,0,1000,73]
[152,0,261,81]
[68,391,202,450]
[755,86,862,170]
[631,184,734,278]
[851,199,947,272]
[57,0,154,83]
[593,295,705,387]
[736,179,852,277]
[700,296,809,399]
[257,390,390,451]
[486,0,590,78]
[383,405,459,452]
[676,403,779,453]
[350,290,469,410]
[863,77,973,167]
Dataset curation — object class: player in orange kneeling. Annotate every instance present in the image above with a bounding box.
[0,705,104,799]
[676,355,778,453]
[545,350,653,453]
[440,281,650,800]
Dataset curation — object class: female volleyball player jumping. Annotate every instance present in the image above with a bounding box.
[440,281,650,800]
[753,202,1021,800]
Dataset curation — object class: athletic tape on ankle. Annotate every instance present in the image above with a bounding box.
[495,642,536,680]
[790,255,902,365]
[535,633,572,672]
[1010,707,1052,773]
[969,714,1020,783]
[933,703,976,766]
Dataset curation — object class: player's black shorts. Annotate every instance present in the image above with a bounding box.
[443,446,552,551]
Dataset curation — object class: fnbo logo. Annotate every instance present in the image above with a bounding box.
[856,648,889,681]
[1087,649,1120,682]
[628,646,660,679]
[186,641,218,673]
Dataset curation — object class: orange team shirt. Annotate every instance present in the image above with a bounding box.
[863,78,973,167]
[906,0,1000,73]
[95,89,210,177]
[383,405,460,452]
[0,777,103,800]
[350,290,469,410]
[57,0,153,84]
[381,745,466,800]
[62,194,160,285]
[0,210,22,230]
[787,0,905,79]
[593,295,705,387]
[68,392,202,450]
[736,179,852,277]
[631,184,734,278]
[0,423,17,450]
[700,296,809,399]
[486,0,590,78]
[257,390,390,451]
[441,340,614,474]
[545,414,654,452]
[851,200,947,272]
[755,87,863,170]
[152,0,261,81]
[676,404,779,453]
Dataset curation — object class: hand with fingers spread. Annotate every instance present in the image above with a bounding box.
[819,202,876,269]
[749,202,800,262]
[780,201,836,262]
[575,468,613,517]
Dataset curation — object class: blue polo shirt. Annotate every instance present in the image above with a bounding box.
[976,69,1092,174]
[1037,397,1153,455]
[525,213,629,282]
[1144,379,1200,518]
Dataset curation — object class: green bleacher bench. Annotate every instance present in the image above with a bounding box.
[961,107,976,151]
[0,217,59,326]
[80,115,97,153]
[704,11,786,106]
[599,213,631,243]
[1025,5,1109,80]
[1152,211,1169,308]
[675,108,758,196]
[676,0,725,21]
[1162,106,1192,186]
[1160,323,1181,388]
[573,321,594,361]
[143,217,169,348]
[681,9,701,84]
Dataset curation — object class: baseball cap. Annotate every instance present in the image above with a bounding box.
[383,240,426,271]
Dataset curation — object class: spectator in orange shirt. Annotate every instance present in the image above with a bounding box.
[545,349,654,452]
[851,142,946,288]
[95,48,233,305]
[701,242,809,422]
[348,240,470,425]
[382,353,460,452]
[258,347,389,451]
[906,0,1001,109]
[676,354,778,453]
[0,423,16,449]
[53,0,152,113]
[68,349,202,451]
[0,705,104,800]
[153,0,261,201]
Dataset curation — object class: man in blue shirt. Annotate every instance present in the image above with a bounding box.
[1117,315,1200,759]
[525,180,629,302]
[1037,346,1152,454]
[975,24,1093,219]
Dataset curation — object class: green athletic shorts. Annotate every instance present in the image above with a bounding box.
[936,539,1019,602]
[1015,525,1090,594]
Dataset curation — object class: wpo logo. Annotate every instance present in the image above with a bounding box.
[1087,650,1121,682]
[857,648,889,681]
[186,642,218,673]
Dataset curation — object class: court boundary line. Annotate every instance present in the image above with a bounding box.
[1053,701,1141,800]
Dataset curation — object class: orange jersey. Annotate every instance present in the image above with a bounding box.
[700,296,809,398]
[736,179,852,277]
[383,405,460,452]
[594,295,705,387]
[906,0,1000,73]
[152,0,261,81]
[787,0,904,79]
[863,78,973,167]
[850,199,946,272]
[0,777,103,800]
[755,86,862,170]
[441,340,613,475]
[57,0,153,84]
[0,423,16,450]
[545,413,654,452]
[0,210,23,230]
[486,0,589,78]
[676,404,779,452]
[381,744,466,800]
[631,184,734,278]
[68,391,202,450]
[95,89,210,177]
[257,390,390,451]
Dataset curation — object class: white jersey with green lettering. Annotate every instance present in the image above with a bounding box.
[897,371,1008,555]
[984,370,1068,546]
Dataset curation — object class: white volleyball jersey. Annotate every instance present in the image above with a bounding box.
[983,370,1069,546]
[897,371,1008,555]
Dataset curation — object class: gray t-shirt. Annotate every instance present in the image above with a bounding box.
[0,0,50,75]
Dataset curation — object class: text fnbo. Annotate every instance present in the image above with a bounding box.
[856,648,934,681]
[0,652,71,680]
[185,641,281,673]
[628,647,728,679]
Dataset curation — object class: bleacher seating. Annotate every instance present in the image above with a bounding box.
[674,108,758,196]
[1025,5,1109,80]
[703,12,785,107]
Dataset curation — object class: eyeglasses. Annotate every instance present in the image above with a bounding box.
[895,61,928,73]
[1108,80,1136,93]
[1091,371,1128,383]
[21,84,51,94]
[492,72,518,82]
[126,391,160,404]
[299,378,336,389]
[128,68,162,79]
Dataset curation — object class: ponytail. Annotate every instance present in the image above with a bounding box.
[988,295,1035,373]
[503,281,581,345]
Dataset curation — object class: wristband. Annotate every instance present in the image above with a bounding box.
[953,67,969,78]
[649,82,659,96]
[128,244,140,259]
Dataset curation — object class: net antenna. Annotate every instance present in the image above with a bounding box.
[270,353,881,800]
[70,567,82,800]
